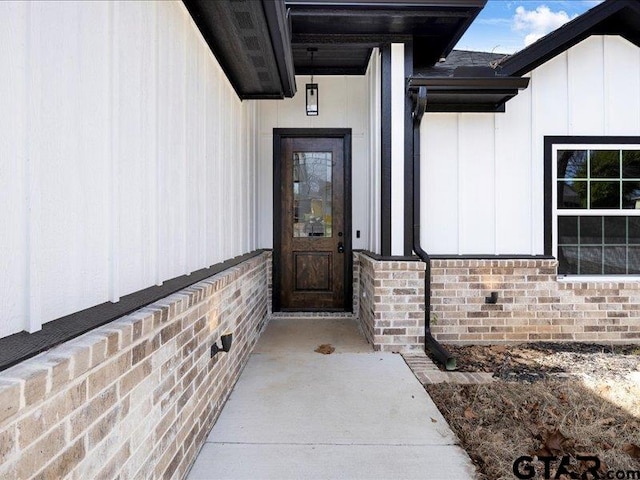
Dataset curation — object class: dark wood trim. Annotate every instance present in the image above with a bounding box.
[543,136,553,256]
[0,250,268,372]
[543,135,640,257]
[380,44,392,256]
[403,39,414,256]
[272,128,354,312]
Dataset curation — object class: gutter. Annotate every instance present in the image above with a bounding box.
[410,86,457,371]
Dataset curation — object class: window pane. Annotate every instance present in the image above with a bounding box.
[622,181,640,209]
[590,181,620,208]
[603,246,626,274]
[558,246,578,274]
[579,246,602,274]
[557,150,587,179]
[622,150,640,178]
[557,181,587,208]
[579,216,602,244]
[628,246,640,274]
[558,216,578,244]
[292,152,332,238]
[590,150,620,178]
[629,217,640,244]
[604,217,626,244]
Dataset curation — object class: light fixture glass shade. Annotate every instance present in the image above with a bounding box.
[306,83,318,116]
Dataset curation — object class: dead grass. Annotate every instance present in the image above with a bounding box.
[427,379,640,479]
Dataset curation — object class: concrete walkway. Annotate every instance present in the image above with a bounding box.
[187,317,475,480]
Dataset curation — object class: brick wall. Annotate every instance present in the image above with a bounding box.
[431,259,640,343]
[356,253,426,352]
[356,253,640,350]
[0,252,269,480]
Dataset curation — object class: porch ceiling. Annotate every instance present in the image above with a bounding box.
[287,0,486,74]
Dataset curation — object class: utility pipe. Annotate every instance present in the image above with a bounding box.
[410,86,456,371]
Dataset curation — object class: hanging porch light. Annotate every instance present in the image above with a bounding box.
[306,48,318,116]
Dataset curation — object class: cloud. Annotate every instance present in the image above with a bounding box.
[512,5,578,46]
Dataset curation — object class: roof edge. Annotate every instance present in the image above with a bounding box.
[497,0,640,77]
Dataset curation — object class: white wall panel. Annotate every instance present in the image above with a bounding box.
[459,114,495,254]
[568,37,605,135]
[495,84,532,254]
[257,74,372,250]
[605,36,640,135]
[0,1,258,337]
[422,35,640,255]
[421,115,459,253]
[36,1,111,323]
[0,2,28,337]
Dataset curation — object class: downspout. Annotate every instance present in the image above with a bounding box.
[410,86,456,371]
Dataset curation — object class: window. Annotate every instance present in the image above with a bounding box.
[554,143,640,276]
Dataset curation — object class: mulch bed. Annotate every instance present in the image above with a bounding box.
[428,342,640,382]
[424,343,640,479]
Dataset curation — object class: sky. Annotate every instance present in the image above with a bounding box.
[456,1,604,54]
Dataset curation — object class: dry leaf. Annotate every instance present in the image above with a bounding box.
[464,407,477,420]
[430,417,437,423]
[623,443,640,459]
[544,429,569,455]
[314,344,335,355]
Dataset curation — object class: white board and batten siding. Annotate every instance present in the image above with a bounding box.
[257,54,381,252]
[0,1,258,338]
[422,35,640,255]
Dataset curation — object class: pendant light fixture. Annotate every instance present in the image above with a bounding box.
[306,47,318,116]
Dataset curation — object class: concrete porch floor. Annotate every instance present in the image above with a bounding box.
[186,317,475,479]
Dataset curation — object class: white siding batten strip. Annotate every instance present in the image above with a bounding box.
[390,43,404,256]
[108,1,120,303]
[152,1,161,286]
[456,114,462,255]
[26,2,42,333]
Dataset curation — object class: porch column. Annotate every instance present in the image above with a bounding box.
[380,43,407,256]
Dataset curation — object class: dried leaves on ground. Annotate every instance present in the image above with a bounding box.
[424,343,640,479]
[427,380,640,480]
[314,344,335,354]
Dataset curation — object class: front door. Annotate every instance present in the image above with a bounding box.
[273,129,352,311]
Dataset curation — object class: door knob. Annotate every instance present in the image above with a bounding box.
[337,242,345,253]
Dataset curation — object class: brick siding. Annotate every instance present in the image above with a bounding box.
[357,253,640,350]
[0,252,269,479]
[431,259,640,343]
[356,253,426,352]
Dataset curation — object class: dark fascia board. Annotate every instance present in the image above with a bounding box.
[287,0,485,7]
[409,77,530,90]
[426,102,507,113]
[262,0,297,97]
[497,0,640,77]
[437,2,484,61]
[182,0,296,99]
[409,76,529,112]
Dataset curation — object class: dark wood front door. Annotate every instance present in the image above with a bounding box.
[273,129,352,311]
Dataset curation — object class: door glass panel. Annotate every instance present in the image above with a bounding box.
[292,152,332,237]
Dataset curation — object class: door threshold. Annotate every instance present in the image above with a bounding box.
[270,311,356,319]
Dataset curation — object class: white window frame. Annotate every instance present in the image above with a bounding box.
[552,143,640,280]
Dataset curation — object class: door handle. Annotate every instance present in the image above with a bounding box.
[337,242,345,254]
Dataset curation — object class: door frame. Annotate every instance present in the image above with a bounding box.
[272,128,353,312]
